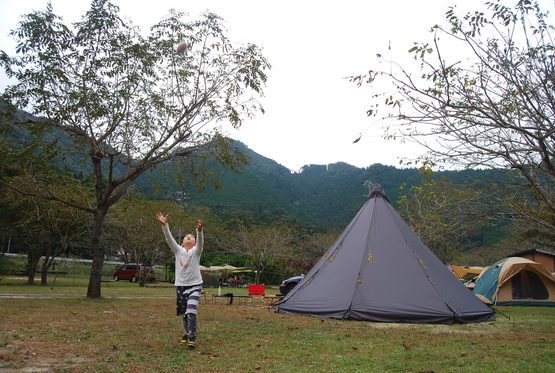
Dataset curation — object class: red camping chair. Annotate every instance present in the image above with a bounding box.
[248,284,265,304]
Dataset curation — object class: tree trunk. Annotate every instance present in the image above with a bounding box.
[26,248,40,285]
[87,209,107,298]
[254,264,261,284]
[2,236,12,253]
[27,270,36,284]
[40,245,54,285]
[40,256,49,285]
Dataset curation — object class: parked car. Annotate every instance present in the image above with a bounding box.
[114,264,156,282]
[279,275,304,296]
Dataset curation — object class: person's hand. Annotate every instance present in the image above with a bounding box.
[155,212,169,226]
[196,219,203,232]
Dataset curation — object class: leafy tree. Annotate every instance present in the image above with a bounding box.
[0,100,58,254]
[105,196,165,286]
[274,230,337,277]
[0,0,270,297]
[233,224,295,284]
[299,231,337,267]
[352,0,554,246]
[397,169,488,263]
[106,196,211,285]
[5,173,90,284]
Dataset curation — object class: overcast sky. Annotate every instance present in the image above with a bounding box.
[1,0,551,171]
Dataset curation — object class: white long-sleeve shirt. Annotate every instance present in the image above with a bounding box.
[162,224,204,286]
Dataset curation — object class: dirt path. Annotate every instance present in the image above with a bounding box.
[0,294,174,299]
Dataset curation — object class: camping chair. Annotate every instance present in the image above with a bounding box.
[248,284,265,304]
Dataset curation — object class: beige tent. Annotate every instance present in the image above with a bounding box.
[199,264,252,294]
[202,264,247,271]
[473,257,555,306]
[450,265,484,280]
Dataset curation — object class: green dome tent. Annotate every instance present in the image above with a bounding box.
[276,185,495,324]
[473,257,555,306]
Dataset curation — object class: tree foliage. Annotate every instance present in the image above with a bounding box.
[4,173,90,284]
[231,224,295,284]
[352,0,554,245]
[105,196,165,285]
[397,168,490,262]
[0,0,270,297]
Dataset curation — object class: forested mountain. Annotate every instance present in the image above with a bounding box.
[3,109,510,265]
[134,140,504,230]
[2,107,503,232]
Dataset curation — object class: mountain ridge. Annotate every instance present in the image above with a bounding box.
[135,139,503,230]
[1,104,502,231]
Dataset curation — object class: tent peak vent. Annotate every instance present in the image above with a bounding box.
[366,183,390,202]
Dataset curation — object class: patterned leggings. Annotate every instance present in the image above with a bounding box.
[176,285,202,340]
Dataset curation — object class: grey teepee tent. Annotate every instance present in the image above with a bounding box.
[276,185,495,324]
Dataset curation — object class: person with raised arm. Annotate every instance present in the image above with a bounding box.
[155,212,204,350]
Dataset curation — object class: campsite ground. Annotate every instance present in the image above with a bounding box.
[1,277,554,372]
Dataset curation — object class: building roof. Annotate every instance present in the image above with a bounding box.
[507,249,555,258]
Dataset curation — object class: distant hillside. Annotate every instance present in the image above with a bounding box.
[3,107,504,231]
[135,140,505,230]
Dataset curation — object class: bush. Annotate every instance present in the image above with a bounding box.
[0,256,24,279]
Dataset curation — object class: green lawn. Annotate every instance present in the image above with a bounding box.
[1,277,554,372]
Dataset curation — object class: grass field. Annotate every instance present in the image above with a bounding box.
[1,276,554,373]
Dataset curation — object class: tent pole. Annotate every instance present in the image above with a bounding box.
[492,307,511,321]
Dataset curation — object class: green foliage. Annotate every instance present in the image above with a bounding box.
[1,172,91,284]
[1,0,270,297]
[0,256,20,279]
[201,252,249,267]
[398,169,494,262]
[138,153,510,234]
[2,109,519,272]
